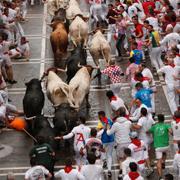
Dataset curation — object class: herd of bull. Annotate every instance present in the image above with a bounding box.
[22,0,112,149]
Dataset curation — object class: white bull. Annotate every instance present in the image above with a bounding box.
[46,71,69,106]
[89,29,111,67]
[68,66,95,109]
[66,0,83,19]
[47,0,69,17]
[69,15,89,47]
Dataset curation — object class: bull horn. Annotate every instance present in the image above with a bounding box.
[77,62,83,68]
[83,47,90,50]
[67,48,74,51]
[57,66,67,72]
[92,65,100,69]
[102,29,109,31]
[88,31,94,35]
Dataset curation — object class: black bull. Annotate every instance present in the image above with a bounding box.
[66,44,87,83]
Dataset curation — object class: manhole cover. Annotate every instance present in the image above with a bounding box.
[0,144,13,158]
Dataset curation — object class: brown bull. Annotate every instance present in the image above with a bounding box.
[50,20,68,67]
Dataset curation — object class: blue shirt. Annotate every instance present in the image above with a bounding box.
[130,49,143,65]
[135,88,153,108]
[101,119,114,144]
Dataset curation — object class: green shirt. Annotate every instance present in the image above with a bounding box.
[29,143,54,166]
[149,123,171,148]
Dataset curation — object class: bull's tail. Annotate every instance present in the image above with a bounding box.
[100,44,106,62]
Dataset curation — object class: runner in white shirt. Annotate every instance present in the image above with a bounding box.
[123,162,144,180]
[122,148,137,176]
[130,99,152,122]
[160,25,180,51]
[80,153,104,180]
[107,107,132,160]
[54,158,84,180]
[55,116,90,165]
[25,158,52,180]
[83,128,103,159]
[157,58,178,114]
[133,108,155,147]
[171,111,180,152]
[128,131,147,174]
[106,90,129,115]
[173,141,180,178]
[9,36,30,60]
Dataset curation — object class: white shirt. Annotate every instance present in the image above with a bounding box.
[142,68,155,86]
[123,174,144,180]
[54,169,84,180]
[137,116,155,144]
[25,165,49,180]
[171,121,180,141]
[110,96,129,114]
[157,65,176,85]
[128,140,146,162]
[146,17,159,31]
[160,32,180,49]
[122,157,137,176]
[130,104,150,122]
[17,42,30,55]
[80,164,103,180]
[173,153,180,177]
[107,117,132,144]
[63,124,90,151]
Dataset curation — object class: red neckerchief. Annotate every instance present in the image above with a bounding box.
[177,54,180,57]
[169,64,175,68]
[134,76,149,82]
[176,118,180,123]
[101,117,108,124]
[64,166,73,173]
[178,150,180,154]
[128,172,140,180]
[132,139,141,147]
[110,96,117,102]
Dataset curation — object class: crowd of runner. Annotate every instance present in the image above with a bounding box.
[1,0,180,179]
[0,0,30,131]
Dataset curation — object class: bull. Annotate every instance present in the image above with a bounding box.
[33,115,57,150]
[65,43,87,83]
[23,79,44,131]
[53,103,78,136]
[23,79,44,118]
[68,65,98,110]
[50,9,68,67]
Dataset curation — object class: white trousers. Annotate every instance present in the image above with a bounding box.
[150,47,163,70]
[102,142,114,171]
[167,84,178,114]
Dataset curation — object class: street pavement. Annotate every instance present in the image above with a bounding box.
[0,2,177,180]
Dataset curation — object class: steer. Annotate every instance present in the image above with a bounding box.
[68,65,98,110]
[66,0,82,20]
[46,71,69,107]
[50,18,68,67]
[69,14,89,47]
[47,0,70,17]
[89,29,111,67]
